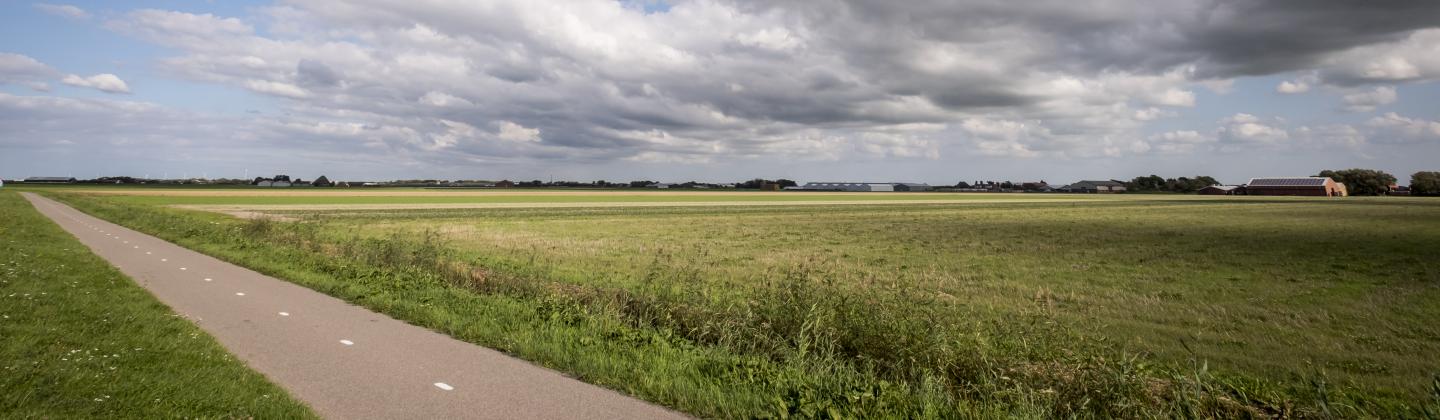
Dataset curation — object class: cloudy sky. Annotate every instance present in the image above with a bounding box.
[2,1,1439,184]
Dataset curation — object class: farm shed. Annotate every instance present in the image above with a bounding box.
[799,182,896,192]
[1245,177,1347,197]
[1059,180,1126,193]
[1198,185,1243,195]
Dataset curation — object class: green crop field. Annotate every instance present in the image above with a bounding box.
[0,190,315,418]
[22,185,1440,418]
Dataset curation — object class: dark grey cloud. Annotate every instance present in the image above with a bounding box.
[296,59,341,88]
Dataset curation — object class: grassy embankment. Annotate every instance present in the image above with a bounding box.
[0,191,315,418]
[42,188,1440,418]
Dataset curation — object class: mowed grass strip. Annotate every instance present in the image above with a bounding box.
[0,191,315,418]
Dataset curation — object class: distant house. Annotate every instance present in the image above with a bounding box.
[1059,180,1126,193]
[312,175,333,187]
[1391,185,1411,196]
[495,180,515,188]
[24,177,77,184]
[893,183,932,192]
[1198,185,1243,195]
[799,182,896,192]
[1246,177,1347,197]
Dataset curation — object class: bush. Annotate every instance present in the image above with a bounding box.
[1317,169,1397,196]
[1411,171,1440,196]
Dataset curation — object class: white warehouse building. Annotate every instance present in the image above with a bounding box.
[798,182,900,192]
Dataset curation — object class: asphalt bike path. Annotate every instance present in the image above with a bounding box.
[23,193,685,420]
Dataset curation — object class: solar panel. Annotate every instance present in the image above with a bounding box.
[1247,177,1328,187]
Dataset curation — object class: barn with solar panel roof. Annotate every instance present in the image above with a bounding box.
[1245,177,1348,197]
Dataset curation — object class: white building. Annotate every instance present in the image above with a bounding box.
[798,182,897,192]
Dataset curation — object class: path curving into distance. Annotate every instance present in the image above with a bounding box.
[22,193,686,420]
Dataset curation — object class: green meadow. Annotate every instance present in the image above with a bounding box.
[31,186,1440,418]
[0,191,315,418]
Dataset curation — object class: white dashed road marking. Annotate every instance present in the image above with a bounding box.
[161,258,168,262]
[434,382,454,391]
[278,312,290,316]
[339,340,355,346]
[235,292,246,296]
[180,267,187,271]
[204,278,213,282]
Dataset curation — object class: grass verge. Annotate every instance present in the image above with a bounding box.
[0,191,315,418]
[40,189,1440,418]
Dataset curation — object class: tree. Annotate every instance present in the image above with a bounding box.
[1317,169,1397,196]
[312,175,333,187]
[1125,175,1218,193]
[1411,171,1440,196]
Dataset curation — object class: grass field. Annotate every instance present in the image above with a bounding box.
[25,185,1440,418]
[0,190,315,418]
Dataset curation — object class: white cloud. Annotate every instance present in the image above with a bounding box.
[1217,113,1289,144]
[34,3,90,20]
[495,120,541,142]
[1366,112,1440,142]
[1294,125,1367,148]
[1141,130,1213,154]
[60,73,131,94]
[1317,29,1440,85]
[1341,86,1397,112]
[243,80,308,98]
[0,53,57,86]
[418,91,472,107]
[1276,80,1309,94]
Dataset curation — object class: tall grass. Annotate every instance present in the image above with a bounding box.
[44,190,1440,418]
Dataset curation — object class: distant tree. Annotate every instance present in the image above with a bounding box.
[1318,169,1397,196]
[251,177,268,185]
[954,181,971,189]
[312,175,332,187]
[737,178,795,189]
[629,180,655,188]
[1127,175,1218,193]
[1000,181,1014,189]
[1411,171,1440,196]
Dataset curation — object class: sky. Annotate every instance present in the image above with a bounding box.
[2,1,1439,185]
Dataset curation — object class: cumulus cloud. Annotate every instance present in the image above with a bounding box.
[1218,113,1289,144]
[1366,112,1440,142]
[1316,29,1440,86]
[60,73,131,94]
[34,3,89,20]
[243,79,308,98]
[1276,80,1309,94]
[0,53,57,90]
[1341,86,1397,112]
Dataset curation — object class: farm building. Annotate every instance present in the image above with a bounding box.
[893,183,932,192]
[24,177,77,183]
[1198,185,1243,195]
[798,182,896,192]
[1059,180,1126,193]
[1245,177,1347,197]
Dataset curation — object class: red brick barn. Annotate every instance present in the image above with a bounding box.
[1245,177,1347,197]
